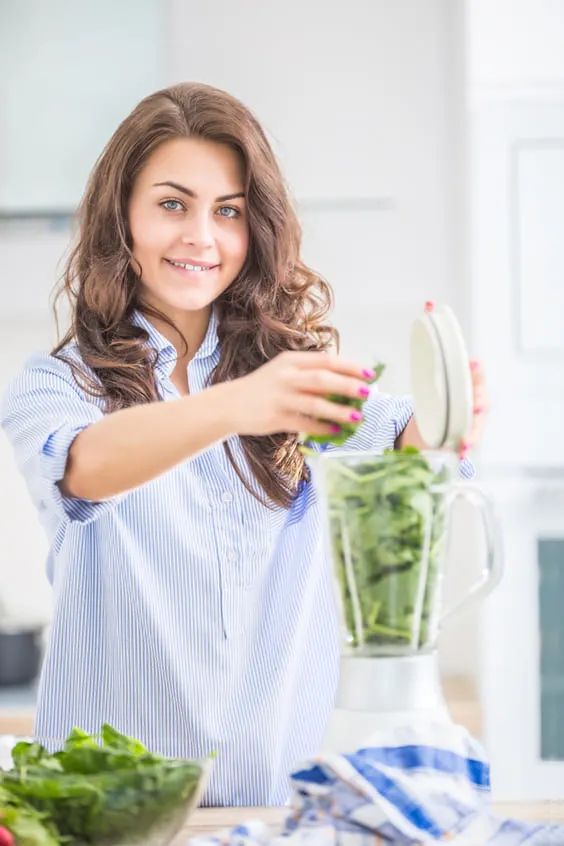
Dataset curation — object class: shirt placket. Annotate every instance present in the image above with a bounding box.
[188,358,249,640]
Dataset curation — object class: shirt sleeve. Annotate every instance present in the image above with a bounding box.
[324,387,476,479]
[1,351,123,526]
[325,387,414,453]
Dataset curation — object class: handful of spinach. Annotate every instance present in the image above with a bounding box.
[304,363,385,446]
[0,725,206,846]
[322,447,449,651]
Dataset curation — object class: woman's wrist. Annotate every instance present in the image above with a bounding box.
[185,381,240,443]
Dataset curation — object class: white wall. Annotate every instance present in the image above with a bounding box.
[0,0,483,677]
[164,0,470,387]
[468,0,564,93]
[0,322,54,628]
[0,224,68,626]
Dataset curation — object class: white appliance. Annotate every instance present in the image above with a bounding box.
[313,304,504,752]
[480,467,564,801]
[315,447,502,753]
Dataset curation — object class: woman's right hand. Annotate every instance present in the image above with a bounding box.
[228,351,377,437]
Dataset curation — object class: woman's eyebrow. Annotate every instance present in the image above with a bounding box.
[153,181,245,202]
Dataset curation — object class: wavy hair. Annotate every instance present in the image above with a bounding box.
[53,82,337,508]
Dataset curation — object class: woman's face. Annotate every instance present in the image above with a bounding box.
[128,137,249,317]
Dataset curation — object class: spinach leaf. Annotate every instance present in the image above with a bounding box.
[304,362,385,445]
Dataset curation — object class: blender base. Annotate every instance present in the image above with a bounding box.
[321,651,452,754]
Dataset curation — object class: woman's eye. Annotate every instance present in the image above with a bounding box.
[161,199,184,212]
[217,206,240,219]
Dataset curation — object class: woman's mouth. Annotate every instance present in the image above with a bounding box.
[164,258,219,273]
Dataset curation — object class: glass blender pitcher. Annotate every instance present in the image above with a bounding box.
[317,448,500,658]
[314,304,503,752]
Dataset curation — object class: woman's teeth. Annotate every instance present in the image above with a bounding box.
[166,259,215,272]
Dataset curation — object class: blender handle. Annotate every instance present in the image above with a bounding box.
[439,482,504,626]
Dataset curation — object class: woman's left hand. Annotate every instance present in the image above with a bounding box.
[459,359,488,459]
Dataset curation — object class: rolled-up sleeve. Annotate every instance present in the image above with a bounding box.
[331,388,415,453]
[1,351,122,525]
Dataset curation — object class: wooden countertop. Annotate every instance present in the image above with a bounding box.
[180,802,564,842]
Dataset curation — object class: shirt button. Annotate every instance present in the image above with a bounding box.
[221,491,233,503]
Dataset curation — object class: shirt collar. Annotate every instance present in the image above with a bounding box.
[131,308,220,380]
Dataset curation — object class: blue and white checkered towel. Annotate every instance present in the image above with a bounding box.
[189,723,564,845]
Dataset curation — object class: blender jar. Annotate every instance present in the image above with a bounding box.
[311,448,502,656]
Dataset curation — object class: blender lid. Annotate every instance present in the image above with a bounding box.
[409,303,474,451]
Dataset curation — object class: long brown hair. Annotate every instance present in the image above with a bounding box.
[53,82,337,508]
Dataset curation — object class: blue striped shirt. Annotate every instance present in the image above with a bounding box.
[1,310,473,807]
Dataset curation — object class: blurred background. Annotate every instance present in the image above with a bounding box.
[0,0,563,802]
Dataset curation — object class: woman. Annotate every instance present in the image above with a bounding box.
[1,83,485,806]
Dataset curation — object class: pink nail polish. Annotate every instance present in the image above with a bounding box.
[362,368,376,379]
[470,359,480,371]
[425,300,434,312]
[330,424,341,433]
[350,411,363,423]
[358,386,370,398]
[474,405,485,414]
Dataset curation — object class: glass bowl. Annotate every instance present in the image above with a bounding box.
[0,733,212,846]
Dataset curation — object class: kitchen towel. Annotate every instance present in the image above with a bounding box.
[188,722,564,845]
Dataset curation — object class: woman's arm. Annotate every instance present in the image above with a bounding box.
[63,382,236,501]
[1,350,378,519]
[63,350,375,501]
[395,415,427,451]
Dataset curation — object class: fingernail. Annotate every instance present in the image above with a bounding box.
[425,301,434,312]
[330,424,341,433]
[358,386,370,398]
[470,359,480,370]
[459,440,471,454]
[474,405,485,414]
[362,368,376,379]
[350,411,363,423]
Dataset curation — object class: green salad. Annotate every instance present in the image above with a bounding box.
[0,725,206,846]
[320,447,450,651]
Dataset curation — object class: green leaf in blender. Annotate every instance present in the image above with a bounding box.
[324,448,449,650]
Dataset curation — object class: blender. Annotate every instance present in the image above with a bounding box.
[314,304,503,753]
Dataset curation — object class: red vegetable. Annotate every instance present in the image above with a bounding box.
[0,825,14,846]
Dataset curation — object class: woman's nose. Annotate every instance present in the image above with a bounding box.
[181,210,214,248]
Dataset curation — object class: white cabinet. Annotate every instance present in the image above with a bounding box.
[470,101,564,469]
[480,471,564,800]
[0,0,160,213]
[471,98,564,798]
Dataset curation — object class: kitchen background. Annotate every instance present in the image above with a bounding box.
[1,0,563,803]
